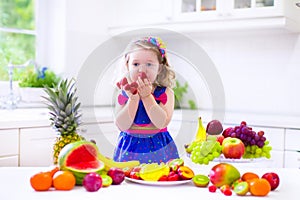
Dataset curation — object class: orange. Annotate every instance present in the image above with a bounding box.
[30,172,52,191]
[48,166,60,177]
[241,172,259,182]
[53,171,76,190]
[249,178,271,196]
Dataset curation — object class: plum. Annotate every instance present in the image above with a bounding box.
[83,172,102,192]
[206,119,223,135]
[107,168,125,185]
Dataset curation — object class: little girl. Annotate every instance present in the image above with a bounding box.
[113,36,179,164]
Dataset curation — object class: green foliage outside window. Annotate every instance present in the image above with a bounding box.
[173,80,197,110]
[0,0,35,81]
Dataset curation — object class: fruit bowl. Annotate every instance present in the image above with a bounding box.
[186,120,272,166]
[212,154,265,163]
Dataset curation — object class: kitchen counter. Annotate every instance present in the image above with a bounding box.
[1,165,299,200]
[1,106,300,130]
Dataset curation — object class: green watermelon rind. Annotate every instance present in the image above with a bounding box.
[67,167,106,185]
[58,141,106,185]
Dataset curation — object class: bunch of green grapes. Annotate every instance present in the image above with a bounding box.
[189,140,222,165]
[243,140,272,159]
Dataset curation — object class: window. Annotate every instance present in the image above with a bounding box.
[0,0,36,81]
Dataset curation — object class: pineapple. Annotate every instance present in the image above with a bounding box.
[43,78,85,164]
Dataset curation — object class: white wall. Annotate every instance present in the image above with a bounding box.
[186,31,300,116]
[39,0,300,117]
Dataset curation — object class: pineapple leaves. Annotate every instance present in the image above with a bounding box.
[43,78,82,134]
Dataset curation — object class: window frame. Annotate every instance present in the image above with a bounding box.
[0,0,38,80]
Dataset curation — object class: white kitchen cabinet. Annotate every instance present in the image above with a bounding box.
[174,0,283,20]
[284,129,300,168]
[284,151,300,168]
[109,0,300,35]
[251,126,285,151]
[0,129,19,166]
[19,127,56,167]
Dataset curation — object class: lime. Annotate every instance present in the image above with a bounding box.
[139,163,170,181]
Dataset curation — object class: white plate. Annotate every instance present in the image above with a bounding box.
[125,177,191,186]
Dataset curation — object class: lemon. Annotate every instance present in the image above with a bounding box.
[139,163,170,181]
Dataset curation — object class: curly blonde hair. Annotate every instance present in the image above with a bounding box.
[123,37,176,88]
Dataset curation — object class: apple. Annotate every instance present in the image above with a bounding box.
[222,137,245,159]
[177,166,194,180]
[107,167,125,185]
[206,119,223,135]
[262,172,280,190]
[209,163,241,187]
[167,158,184,171]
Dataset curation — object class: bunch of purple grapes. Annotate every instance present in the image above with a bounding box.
[222,121,266,148]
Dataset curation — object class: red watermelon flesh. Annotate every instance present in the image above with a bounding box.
[66,144,98,167]
[58,141,105,185]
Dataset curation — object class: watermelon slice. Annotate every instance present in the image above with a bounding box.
[58,141,105,185]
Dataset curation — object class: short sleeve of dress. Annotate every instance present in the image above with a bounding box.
[153,87,168,105]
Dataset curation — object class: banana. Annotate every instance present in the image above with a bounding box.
[195,117,207,142]
[98,152,140,171]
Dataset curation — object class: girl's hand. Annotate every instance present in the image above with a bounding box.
[137,77,152,98]
[117,77,138,97]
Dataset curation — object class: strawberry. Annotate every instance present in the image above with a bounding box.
[121,77,128,86]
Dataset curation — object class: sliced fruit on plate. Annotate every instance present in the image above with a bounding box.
[139,163,170,181]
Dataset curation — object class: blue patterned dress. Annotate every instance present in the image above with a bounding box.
[113,86,179,163]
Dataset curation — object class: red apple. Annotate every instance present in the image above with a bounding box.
[177,166,194,180]
[222,137,245,159]
[209,163,241,187]
[107,167,125,185]
[262,172,280,190]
